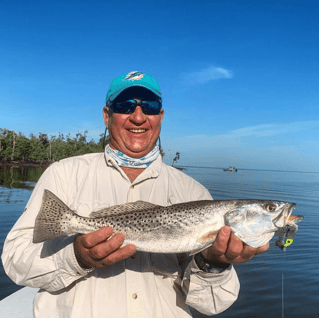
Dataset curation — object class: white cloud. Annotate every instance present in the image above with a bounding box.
[163,121,319,152]
[161,120,319,169]
[182,65,233,85]
[227,121,319,138]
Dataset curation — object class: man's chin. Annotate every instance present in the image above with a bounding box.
[124,144,154,158]
[126,149,150,158]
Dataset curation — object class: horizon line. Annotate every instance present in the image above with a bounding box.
[179,165,319,175]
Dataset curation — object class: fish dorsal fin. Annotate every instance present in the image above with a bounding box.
[89,201,161,217]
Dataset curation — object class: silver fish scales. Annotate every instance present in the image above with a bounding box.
[33,189,302,254]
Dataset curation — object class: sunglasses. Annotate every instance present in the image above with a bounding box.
[111,99,162,115]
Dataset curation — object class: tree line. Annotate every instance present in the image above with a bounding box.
[0,128,105,163]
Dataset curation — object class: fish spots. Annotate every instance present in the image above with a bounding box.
[197,230,218,243]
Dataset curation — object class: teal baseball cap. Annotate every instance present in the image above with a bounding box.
[105,71,162,107]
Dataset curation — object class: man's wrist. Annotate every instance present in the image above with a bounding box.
[201,253,230,269]
[194,252,230,273]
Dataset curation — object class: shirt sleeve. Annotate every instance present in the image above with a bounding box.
[1,162,90,292]
[181,257,240,315]
[178,175,240,315]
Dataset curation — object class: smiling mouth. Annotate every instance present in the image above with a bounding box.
[129,129,147,134]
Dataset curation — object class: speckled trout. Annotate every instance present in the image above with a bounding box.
[33,190,302,254]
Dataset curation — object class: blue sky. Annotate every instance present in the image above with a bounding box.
[1,0,318,171]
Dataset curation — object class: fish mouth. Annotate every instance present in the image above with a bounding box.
[274,202,296,228]
[274,213,303,251]
[287,215,304,224]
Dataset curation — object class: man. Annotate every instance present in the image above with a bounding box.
[2,71,269,317]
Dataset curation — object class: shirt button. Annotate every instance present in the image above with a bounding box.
[132,293,137,299]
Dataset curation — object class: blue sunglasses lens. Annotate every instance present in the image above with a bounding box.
[113,100,137,114]
[141,100,162,115]
[112,99,161,115]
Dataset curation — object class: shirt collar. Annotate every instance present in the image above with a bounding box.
[104,153,162,183]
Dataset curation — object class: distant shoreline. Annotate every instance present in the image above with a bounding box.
[0,160,52,170]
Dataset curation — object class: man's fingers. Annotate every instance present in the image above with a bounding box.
[98,244,137,268]
[80,227,114,248]
[90,233,125,260]
[74,229,137,269]
[225,232,244,260]
[201,227,271,265]
[212,226,231,256]
[239,244,257,262]
[256,243,270,254]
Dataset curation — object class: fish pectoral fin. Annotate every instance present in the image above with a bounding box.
[89,201,161,217]
[189,230,219,256]
[189,245,213,256]
[197,230,218,243]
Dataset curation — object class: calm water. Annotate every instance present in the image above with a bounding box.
[0,165,318,318]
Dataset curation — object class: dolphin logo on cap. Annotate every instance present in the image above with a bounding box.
[125,71,144,81]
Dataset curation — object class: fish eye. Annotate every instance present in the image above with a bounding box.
[266,204,276,212]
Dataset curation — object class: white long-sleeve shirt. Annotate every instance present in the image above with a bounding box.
[2,153,240,318]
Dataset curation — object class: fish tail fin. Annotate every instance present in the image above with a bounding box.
[33,189,75,243]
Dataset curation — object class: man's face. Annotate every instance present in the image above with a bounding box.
[103,97,164,158]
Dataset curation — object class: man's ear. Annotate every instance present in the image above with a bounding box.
[160,108,164,123]
[103,106,110,128]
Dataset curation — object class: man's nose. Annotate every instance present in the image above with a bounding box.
[129,106,147,123]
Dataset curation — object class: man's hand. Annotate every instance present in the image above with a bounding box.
[201,226,269,266]
[74,227,136,269]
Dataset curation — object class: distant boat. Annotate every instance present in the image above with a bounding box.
[223,166,238,172]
